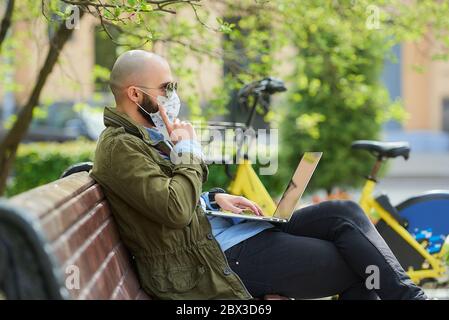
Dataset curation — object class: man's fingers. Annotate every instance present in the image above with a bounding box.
[215,194,263,216]
[159,105,173,133]
[244,201,262,216]
[253,202,265,216]
[250,203,262,216]
[228,204,243,214]
[236,198,260,216]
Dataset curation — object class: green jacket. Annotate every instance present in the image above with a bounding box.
[90,106,252,300]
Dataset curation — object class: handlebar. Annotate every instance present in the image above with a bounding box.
[237,77,287,128]
[223,77,287,179]
[238,77,287,99]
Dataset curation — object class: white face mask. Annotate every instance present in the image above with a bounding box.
[135,88,181,140]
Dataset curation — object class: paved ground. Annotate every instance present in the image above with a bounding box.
[350,176,449,205]
[425,288,449,299]
[376,152,449,204]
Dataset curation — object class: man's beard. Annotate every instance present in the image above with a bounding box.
[137,94,158,126]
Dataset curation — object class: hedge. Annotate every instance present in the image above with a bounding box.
[6,140,284,198]
[6,139,97,197]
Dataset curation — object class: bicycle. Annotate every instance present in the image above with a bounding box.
[198,77,286,217]
[352,140,449,286]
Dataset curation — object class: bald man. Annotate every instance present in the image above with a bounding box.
[90,50,427,300]
[91,50,265,300]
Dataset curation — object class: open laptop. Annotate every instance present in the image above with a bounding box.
[205,152,323,223]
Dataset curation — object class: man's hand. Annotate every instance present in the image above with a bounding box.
[214,194,264,216]
[159,105,197,144]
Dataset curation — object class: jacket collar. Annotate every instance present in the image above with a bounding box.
[103,106,158,146]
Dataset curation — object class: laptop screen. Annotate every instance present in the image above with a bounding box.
[273,152,322,219]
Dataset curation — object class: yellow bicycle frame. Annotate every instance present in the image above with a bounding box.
[227,158,277,217]
[360,179,447,284]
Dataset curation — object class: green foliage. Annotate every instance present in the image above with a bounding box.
[270,1,391,191]
[6,140,96,197]
[202,164,232,192]
[270,0,411,193]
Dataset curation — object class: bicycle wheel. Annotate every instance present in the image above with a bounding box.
[396,190,449,236]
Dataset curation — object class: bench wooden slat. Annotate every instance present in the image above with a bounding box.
[9,172,95,219]
[51,201,111,264]
[78,243,136,300]
[65,218,121,298]
[135,290,151,300]
[41,185,104,242]
[110,266,142,300]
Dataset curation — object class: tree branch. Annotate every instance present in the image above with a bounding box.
[59,0,201,14]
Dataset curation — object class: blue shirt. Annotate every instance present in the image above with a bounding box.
[199,193,274,252]
[144,126,274,252]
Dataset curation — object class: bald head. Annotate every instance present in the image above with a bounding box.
[109,50,171,103]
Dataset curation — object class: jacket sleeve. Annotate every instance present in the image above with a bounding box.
[109,136,207,229]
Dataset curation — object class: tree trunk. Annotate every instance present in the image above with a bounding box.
[0,11,85,195]
[0,0,15,52]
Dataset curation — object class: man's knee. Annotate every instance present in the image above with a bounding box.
[320,199,367,222]
[332,200,370,226]
[293,200,368,226]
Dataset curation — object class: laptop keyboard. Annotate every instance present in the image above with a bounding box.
[220,209,257,216]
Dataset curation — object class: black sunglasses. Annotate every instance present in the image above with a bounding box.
[136,81,178,98]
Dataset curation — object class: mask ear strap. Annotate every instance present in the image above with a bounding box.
[135,87,158,100]
[136,102,152,116]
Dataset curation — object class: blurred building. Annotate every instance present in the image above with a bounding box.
[0,10,96,118]
[382,41,449,181]
[383,42,449,153]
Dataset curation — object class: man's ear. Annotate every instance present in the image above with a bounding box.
[127,86,139,104]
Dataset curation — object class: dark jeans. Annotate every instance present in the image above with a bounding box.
[224,200,427,300]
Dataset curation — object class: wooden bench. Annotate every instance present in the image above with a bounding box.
[0,163,149,300]
[0,162,289,300]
